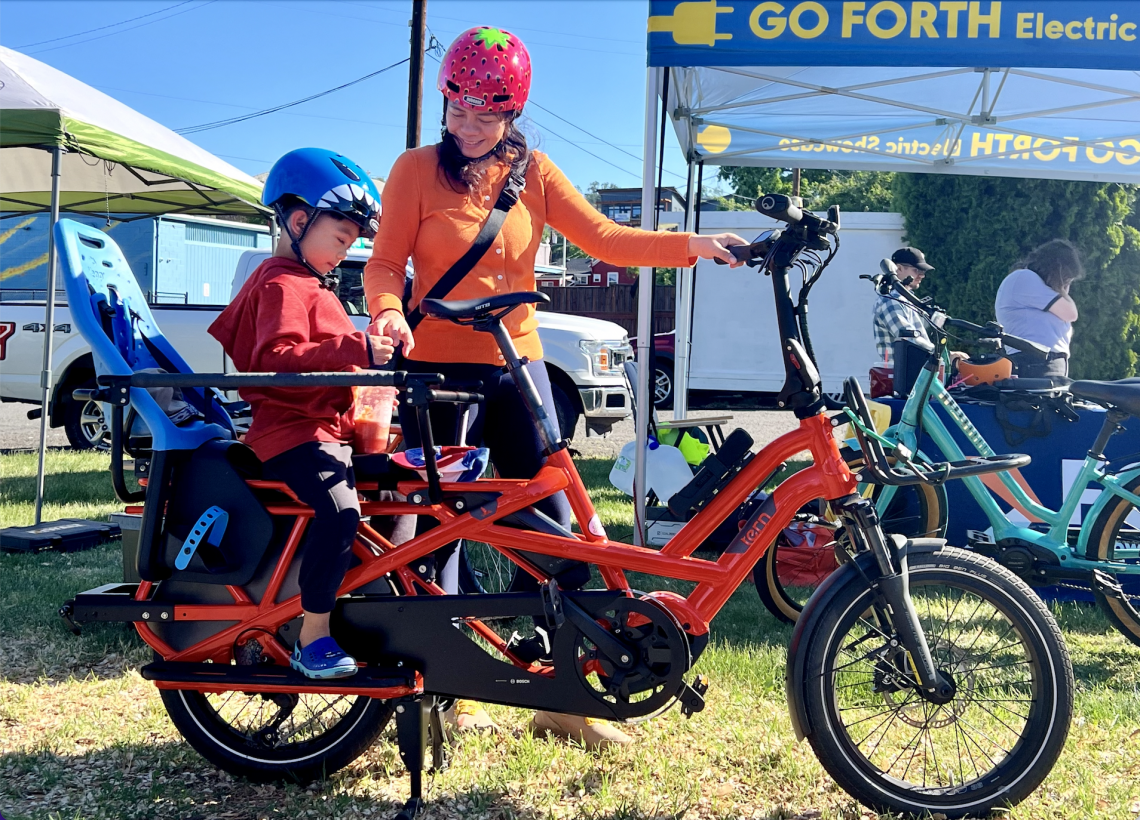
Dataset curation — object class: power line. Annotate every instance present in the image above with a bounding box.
[27,1,217,55]
[524,112,643,181]
[527,100,687,182]
[176,58,410,135]
[15,0,196,48]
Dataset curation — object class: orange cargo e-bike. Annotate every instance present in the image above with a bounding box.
[58,199,1073,820]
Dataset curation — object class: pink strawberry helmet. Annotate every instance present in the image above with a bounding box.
[437,26,531,113]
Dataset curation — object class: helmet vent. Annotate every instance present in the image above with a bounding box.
[492,94,512,104]
[330,157,361,182]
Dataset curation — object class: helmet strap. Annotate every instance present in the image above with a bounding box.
[275,203,338,290]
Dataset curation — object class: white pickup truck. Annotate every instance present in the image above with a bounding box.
[0,248,633,448]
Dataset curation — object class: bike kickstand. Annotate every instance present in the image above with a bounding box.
[392,696,432,820]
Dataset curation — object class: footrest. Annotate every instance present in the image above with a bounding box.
[65,583,161,623]
[141,660,422,697]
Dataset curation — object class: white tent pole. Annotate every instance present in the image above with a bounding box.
[634,65,661,547]
[33,145,63,525]
[673,158,697,419]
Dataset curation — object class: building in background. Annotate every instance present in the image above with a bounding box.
[0,212,272,305]
[595,187,686,227]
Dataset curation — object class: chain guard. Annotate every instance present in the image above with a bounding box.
[553,595,690,721]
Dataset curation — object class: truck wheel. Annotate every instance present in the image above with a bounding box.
[63,379,110,451]
[550,382,580,441]
[654,360,674,409]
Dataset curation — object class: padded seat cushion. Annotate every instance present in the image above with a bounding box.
[1069,380,1140,417]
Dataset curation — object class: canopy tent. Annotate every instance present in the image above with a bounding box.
[631,0,1140,542]
[0,45,267,523]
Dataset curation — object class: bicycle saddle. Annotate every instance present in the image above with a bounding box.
[1069,380,1140,416]
[420,291,549,321]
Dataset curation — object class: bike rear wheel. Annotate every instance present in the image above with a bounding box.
[160,684,393,783]
[756,448,946,624]
[797,547,1073,818]
[1085,473,1140,648]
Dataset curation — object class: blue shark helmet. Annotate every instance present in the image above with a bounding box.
[263,147,381,238]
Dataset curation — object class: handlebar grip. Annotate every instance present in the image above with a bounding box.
[713,245,754,265]
[72,388,100,402]
[756,194,803,225]
[1000,333,1050,361]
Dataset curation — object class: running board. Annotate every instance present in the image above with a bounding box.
[141,660,422,698]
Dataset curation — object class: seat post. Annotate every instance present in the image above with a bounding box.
[486,320,563,453]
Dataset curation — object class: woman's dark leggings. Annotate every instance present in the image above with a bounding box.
[399,358,572,530]
[263,441,359,614]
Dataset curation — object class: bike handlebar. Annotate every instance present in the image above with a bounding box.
[868,267,1050,362]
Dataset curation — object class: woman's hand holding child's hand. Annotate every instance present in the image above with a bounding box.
[368,309,415,356]
[688,232,750,268]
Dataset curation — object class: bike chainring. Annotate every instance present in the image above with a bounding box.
[554,596,690,721]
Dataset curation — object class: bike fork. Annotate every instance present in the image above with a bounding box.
[834,495,955,703]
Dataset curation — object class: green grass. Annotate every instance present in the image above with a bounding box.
[1,451,1139,819]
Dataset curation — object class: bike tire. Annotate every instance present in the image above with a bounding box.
[1084,472,1140,648]
[796,547,1073,818]
[160,686,394,784]
[755,447,947,624]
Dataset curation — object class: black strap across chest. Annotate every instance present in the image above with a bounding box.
[404,157,530,332]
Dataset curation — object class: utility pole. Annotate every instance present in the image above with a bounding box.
[792,167,801,197]
[406,0,427,150]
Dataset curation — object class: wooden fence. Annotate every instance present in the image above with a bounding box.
[537,286,675,336]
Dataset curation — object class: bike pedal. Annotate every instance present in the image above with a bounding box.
[679,674,709,718]
[1092,569,1126,601]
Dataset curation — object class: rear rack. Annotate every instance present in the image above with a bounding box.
[843,377,1030,486]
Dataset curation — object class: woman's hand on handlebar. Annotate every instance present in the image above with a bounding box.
[689,232,749,268]
[368,308,416,356]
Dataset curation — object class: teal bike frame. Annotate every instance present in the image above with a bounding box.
[869,362,1140,576]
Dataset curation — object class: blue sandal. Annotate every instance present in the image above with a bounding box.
[290,637,358,680]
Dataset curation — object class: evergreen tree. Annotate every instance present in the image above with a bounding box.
[891,175,1138,379]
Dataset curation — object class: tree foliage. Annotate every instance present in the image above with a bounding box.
[717,167,894,212]
[891,174,1139,379]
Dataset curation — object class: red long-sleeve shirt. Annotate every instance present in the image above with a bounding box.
[208,257,372,461]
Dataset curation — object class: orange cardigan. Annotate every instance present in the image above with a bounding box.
[364,147,695,365]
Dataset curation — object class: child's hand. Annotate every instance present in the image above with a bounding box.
[368,334,396,366]
[369,309,415,355]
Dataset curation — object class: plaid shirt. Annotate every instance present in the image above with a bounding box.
[873,292,930,362]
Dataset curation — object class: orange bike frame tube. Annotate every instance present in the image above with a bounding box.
[133,414,853,664]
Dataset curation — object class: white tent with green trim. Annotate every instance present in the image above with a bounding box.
[0,45,267,524]
[0,45,265,217]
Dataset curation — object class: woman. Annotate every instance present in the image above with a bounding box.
[364,26,744,748]
[994,239,1083,379]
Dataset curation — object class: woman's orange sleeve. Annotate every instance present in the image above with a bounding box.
[540,155,696,269]
[364,151,422,319]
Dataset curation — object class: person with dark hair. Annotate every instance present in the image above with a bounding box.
[995,239,1083,378]
[364,26,745,748]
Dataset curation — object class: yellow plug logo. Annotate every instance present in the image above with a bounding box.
[648,0,733,47]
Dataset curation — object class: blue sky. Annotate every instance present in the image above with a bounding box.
[2,0,700,193]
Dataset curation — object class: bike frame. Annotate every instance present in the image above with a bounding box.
[872,351,1140,571]
[133,411,855,677]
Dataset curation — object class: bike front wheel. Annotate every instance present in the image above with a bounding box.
[796,547,1073,818]
[1085,472,1140,648]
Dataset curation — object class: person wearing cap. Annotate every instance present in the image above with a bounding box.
[872,247,935,362]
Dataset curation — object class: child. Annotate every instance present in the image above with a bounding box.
[209,148,390,679]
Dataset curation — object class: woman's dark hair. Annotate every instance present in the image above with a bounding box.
[436,101,529,193]
[1017,239,1084,291]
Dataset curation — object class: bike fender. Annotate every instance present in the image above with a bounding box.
[1076,463,1140,556]
[785,550,881,741]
